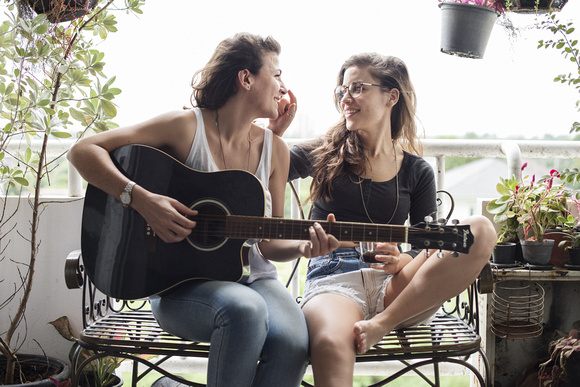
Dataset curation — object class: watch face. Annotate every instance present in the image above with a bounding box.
[120,192,131,205]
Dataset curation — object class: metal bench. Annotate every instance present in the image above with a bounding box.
[65,248,492,387]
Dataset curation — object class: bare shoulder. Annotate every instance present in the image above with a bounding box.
[269,129,290,172]
[270,129,290,154]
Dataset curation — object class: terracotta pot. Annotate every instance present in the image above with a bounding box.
[544,229,569,267]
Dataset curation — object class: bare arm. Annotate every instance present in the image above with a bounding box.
[67,110,198,243]
[258,133,339,261]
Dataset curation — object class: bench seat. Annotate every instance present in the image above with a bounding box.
[66,250,490,387]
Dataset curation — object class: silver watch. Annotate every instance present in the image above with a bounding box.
[120,181,136,208]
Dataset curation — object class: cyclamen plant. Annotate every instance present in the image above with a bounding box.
[439,0,505,12]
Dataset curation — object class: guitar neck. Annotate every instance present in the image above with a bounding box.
[226,215,407,243]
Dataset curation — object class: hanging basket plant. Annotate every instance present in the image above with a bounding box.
[502,0,568,14]
[20,0,98,23]
[439,1,502,59]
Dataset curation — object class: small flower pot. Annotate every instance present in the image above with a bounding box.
[492,242,517,264]
[520,239,555,266]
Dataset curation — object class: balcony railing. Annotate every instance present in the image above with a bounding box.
[10,138,580,296]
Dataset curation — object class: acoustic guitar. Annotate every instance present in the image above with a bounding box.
[81,145,473,299]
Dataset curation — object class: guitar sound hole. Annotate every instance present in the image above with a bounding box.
[187,201,228,251]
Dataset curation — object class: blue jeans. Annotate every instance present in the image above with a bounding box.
[306,247,368,283]
[150,278,308,387]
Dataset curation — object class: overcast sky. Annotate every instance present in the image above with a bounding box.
[4,0,580,139]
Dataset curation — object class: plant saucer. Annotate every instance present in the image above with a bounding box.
[491,262,521,269]
[523,263,554,270]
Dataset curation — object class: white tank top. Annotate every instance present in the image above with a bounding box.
[185,108,278,282]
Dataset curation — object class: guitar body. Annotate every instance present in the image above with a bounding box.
[81,145,266,299]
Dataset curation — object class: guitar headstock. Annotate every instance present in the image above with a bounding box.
[408,221,473,255]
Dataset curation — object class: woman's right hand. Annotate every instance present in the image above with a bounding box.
[131,186,198,243]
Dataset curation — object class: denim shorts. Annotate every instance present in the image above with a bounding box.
[302,247,393,320]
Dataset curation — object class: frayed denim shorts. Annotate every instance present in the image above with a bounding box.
[302,247,393,320]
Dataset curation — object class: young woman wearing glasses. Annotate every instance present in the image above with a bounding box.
[68,33,339,387]
[280,53,496,387]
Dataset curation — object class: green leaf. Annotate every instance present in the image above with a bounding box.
[51,131,72,138]
[14,176,29,186]
[33,24,48,35]
[100,99,117,117]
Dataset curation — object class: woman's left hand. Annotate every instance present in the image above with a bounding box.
[372,243,403,274]
[268,90,297,137]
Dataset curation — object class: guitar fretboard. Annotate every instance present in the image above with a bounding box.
[225,215,408,243]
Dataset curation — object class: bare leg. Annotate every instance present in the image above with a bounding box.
[354,215,496,354]
[302,293,363,387]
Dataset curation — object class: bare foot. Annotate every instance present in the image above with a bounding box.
[353,320,388,354]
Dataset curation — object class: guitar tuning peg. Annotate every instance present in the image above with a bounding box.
[437,251,444,259]
[424,215,434,224]
[451,251,460,258]
[452,219,460,226]
[438,218,447,226]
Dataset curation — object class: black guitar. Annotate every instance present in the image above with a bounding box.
[81,145,474,300]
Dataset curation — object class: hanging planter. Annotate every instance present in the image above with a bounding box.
[502,0,568,13]
[22,0,98,23]
[439,1,501,59]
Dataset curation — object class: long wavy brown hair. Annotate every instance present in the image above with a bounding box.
[191,33,281,109]
[307,53,423,202]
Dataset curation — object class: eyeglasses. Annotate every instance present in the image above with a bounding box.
[334,81,389,101]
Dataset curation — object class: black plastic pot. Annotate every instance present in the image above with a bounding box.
[503,0,568,13]
[439,2,500,59]
[0,354,70,386]
[492,242,517,264]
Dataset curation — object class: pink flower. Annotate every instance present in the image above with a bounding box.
[521,162,528,171]
[550,169,561,178]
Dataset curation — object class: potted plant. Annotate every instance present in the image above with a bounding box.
[487,174,523,264]
[0,0,143,384]
[49,316,123,387]
[554,197,580,266]
[17,0,99,23]
[487,164,570,265]
[501,0,568,13]
[438,0,504,59]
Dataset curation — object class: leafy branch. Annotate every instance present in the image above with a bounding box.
[537,11,580,134]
